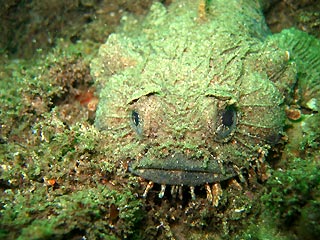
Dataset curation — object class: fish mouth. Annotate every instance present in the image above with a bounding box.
[129,153,237,186]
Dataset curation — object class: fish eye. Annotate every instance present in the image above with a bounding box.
[214,105,237,142]
[132,110,140,127]
[222,107,235,127]
[131,110,143,136]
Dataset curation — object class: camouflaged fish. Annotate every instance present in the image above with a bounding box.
[91,0,320,205]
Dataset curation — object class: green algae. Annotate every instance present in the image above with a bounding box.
[236,152,320,240]
[1,104,143,238]
[2,185,143,239]
[0,39,144,239]
[263,157,320,222]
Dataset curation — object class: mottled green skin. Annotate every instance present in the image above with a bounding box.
[91,0,295,186]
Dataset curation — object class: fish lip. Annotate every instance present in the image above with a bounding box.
[129,154,237,186]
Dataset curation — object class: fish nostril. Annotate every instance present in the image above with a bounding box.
[214,105,237,142]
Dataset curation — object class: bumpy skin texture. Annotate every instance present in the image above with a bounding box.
[91,0,295,186]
